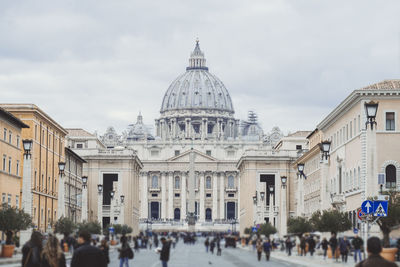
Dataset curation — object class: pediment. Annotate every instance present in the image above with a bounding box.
[167,149,217,163]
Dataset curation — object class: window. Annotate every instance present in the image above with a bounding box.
[228,175,235,188]
[174,176,180,189]
[385,164,396,188]
[15,195,19,207]
[76,143,83,148]
[346,125,348,141]
[3,128,6,140]
[296,145,302,150]
[35,125,37,140]
[206,193,212,197]
[358,115,361,132]
[2,155,5,171]
[151,150,159,157]
[8,131,12,144]
[354,118,356,136]
[152,175,158,188]
[174,193,180,197]
[16,160,19,176]
[358,167,361,189]
[8,157,11,174]
[42,130,44,143]
[7,194,11,207]
[206,176,212,189]
[206,150,211,156]
[386,112,395,131]
[350,122,352,139]
[34,171,37,188]
[228,193,235,197]
[227,150,235,157]
[151,193,158,197]
[16,135,20,148]
[1,193,5,204]
[41,209,44,223]
[174,150,180,156]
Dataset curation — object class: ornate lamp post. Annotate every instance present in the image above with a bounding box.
[97,184,103,227]
[268,184,275,226]
[110,190,115,225]
[20,139,33,245]
[22,139,33,159]
[119,194,125,225]
[320,140,331,161]
[81,176,88,221]
[319,141,331,210]
[297,163,306,179]
[57,162,66,219]
[365,101,379,130]
[280,176,288,236]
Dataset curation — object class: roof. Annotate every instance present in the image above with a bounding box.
[0,106,30,129]
[66,128,96,137]
[65,147,87,163]
[359,79,400,90]
[287,131,311,137]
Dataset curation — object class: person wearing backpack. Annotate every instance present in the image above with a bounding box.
[118,236,133,267]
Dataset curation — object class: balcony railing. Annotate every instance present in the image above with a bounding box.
[225,187,237,192]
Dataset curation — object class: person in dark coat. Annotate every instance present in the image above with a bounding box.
[70,230,107,267]
[263,239,272,261]
[307,236,316,256]
[204,237,210,253]
[300,236,306,256]
[285,237,293,256]
[22,231,43,267]
[329,233,338,262]
[210,239,215,254]
[40,235,66,267]
[339,236,350,263]
[159,237,171,267]
[356,237,397,267]
[118,236,131,267]
[352,234,364,263]
[320,237,329,260]
[99,239,110,265]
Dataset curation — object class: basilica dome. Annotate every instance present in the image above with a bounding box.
[160,41,234,114]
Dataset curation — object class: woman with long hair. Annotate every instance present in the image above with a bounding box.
[22,231,43,267]
[99,239,110,265]
[41,235,66,267]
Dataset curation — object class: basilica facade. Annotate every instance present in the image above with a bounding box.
[97,41,302,232]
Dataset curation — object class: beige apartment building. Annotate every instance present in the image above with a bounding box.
[296,80,400,232]
[0,107,29,210]
[1,104,67,232]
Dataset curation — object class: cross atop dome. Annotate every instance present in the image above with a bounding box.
[187,39,208,71]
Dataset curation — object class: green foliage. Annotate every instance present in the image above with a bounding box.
[114,224,122,235]
[0,204,32,244]
[311,209,352,234]
[377,191,400,247]
[113,224,133,235]
[54,217,76,236]
[257,223,277,237]
[244,227,252,235]
[287,217,313,237]
[78,221,101,235]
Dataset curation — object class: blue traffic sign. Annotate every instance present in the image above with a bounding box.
[109,227,115,233]
[361,200,373,214]
[353,228,358,234]
[252,227,257,233]
[373,201,388,217]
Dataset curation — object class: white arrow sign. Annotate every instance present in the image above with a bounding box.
[365,201,372,213]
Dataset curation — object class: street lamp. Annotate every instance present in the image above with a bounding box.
[252,195,257,205]
[365,101,379,130]
[82,176,88,189]
[281,176,287,188]
[269,184,274,193]
[297,163,306,179]
[260,192,265,201]
[319,140,331,161]
[22,139,33,159]
[120,195,125,204]
[110,190,115,199]
[58,162,66,177]
[97,184,103,193]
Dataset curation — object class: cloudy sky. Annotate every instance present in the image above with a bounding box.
[0,0,399,135]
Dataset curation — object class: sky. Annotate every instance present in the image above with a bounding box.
[0,0,399,136]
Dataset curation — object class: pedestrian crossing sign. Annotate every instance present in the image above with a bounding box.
[373,201,388,217]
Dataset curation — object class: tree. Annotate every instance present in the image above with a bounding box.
[121,224,133,235]
[0,204,32,244]
[311,210,352,235]
[54,217,76,237]
[257,223,277,237]
[78,221,101,235]
[244,227,252,235]
[114,224,122,235]
[376,191,400,247]
[287,217,313,238]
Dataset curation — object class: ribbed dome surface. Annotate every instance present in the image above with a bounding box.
[160,41,234,114]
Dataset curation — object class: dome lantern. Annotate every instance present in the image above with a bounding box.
[186,39,208,71]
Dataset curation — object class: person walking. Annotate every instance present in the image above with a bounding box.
[285,237,292,256]
[71,230,106,267]
[339,236,350,263]
[256,239,263,261]
[352,234,363,263]
[329,233,338,262]
[118,236,131,267]
[40,235,66,267]
[204,237,210,253]
[355,237,397,267]
[99,239,110,266]
[300,236,306,256]
[210,239,215,254]
[148,238,153,250]
[321,237,329,260]
[159,237,171,267]
[263,239,272,261]
[22,231,43,267]
[134,237,139,252]
[307,236,316,257]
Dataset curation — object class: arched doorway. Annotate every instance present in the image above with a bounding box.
[174,208,181,221]
[205,208,212,221]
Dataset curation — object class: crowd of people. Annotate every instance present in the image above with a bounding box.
[21,230,173,267]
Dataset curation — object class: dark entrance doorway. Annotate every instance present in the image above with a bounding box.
[174,208,180,221]
[151,202,160,219]
[227,202,236,220]
[205,208,212,221]
[103,174,118,205]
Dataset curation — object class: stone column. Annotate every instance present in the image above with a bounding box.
[181,172,187,220]
[320,161,329,210]
[57,172,65,219]
[269,193,274,226]
[168,172,174,219]
[199,172,205,221]
[98,187,103,226]
[82,186,88,221]
[161,172,166,219]
[212,172,218,220]
[280,183,287,237]
[185,118,191,139]
[141,172,148,218]
[365,123,378,199]
[219,172,225,219]
[20,153,33,246]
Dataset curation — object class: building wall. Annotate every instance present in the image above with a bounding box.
[65,149,84,223]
